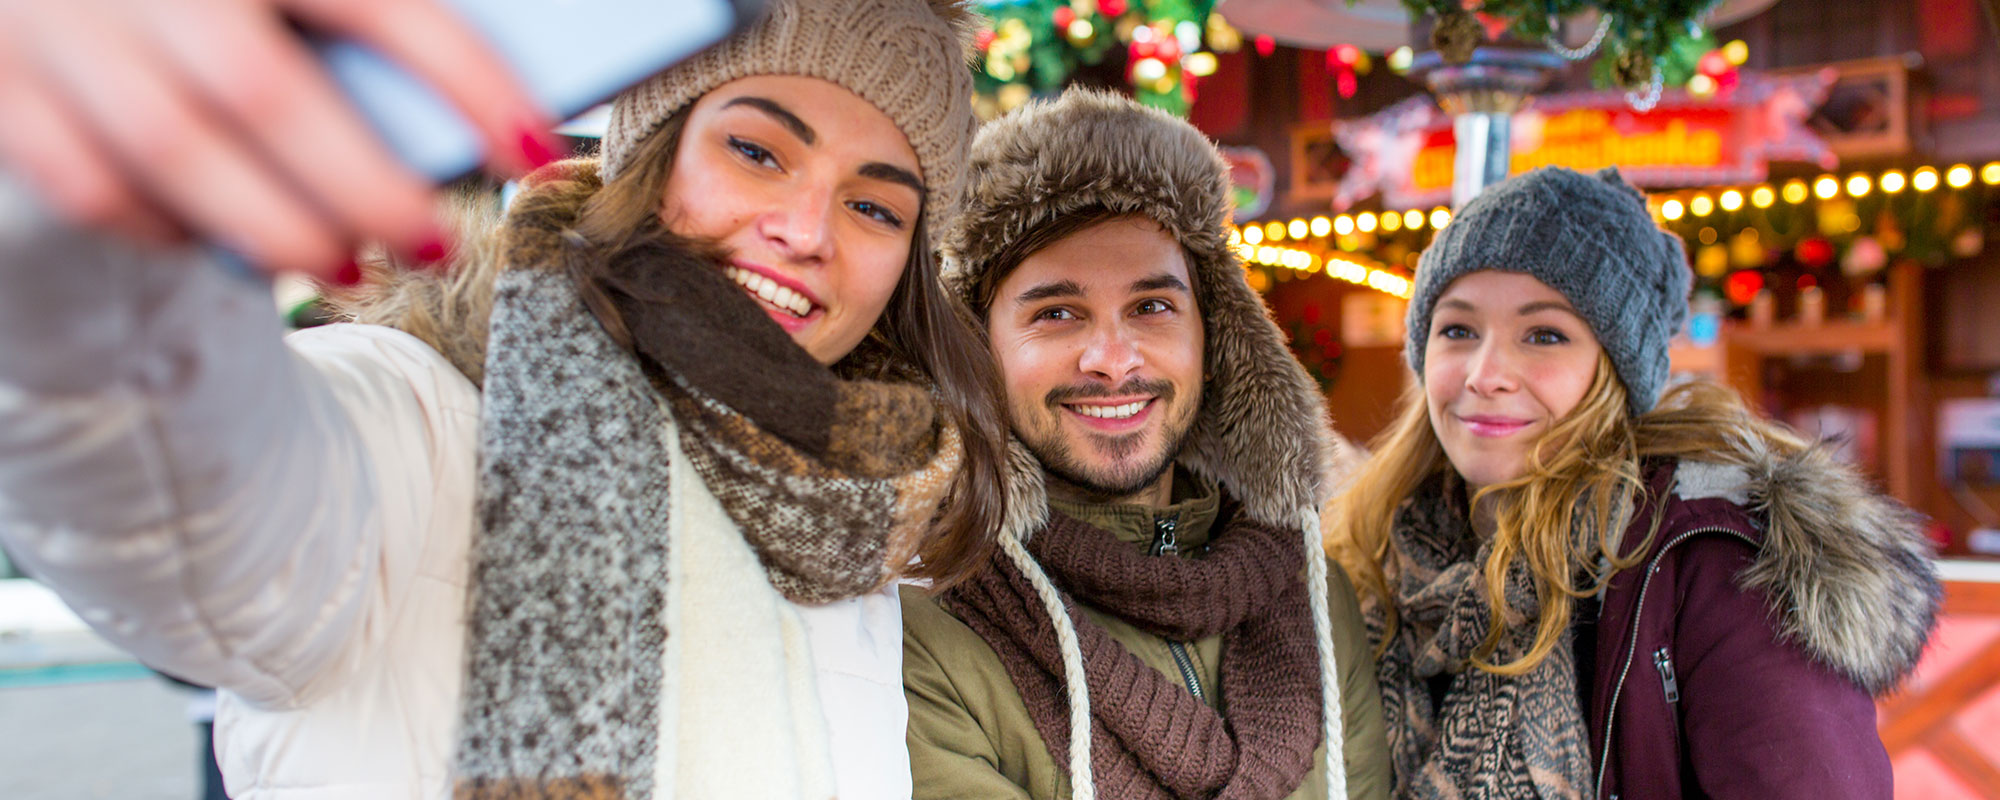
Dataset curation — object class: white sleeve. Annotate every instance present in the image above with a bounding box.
[0,178,480,709]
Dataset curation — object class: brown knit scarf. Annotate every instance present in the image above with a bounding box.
[942,505,1323,799]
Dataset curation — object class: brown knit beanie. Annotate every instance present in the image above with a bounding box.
[599,0,980,238]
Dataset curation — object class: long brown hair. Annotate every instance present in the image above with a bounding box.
[545,109,1010,590]
[1328,353,1811,674]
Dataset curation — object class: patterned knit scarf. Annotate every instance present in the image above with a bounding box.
[1368,474,1593,800]
[450,202,961,798]
[942,507,1324,799]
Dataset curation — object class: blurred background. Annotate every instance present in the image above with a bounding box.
[6,0,2000,796]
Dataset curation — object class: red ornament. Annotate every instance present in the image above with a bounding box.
[1313,328,1335,347]
[1698,51,1729,77]
[1155,36,1180,61]
[975,28,996,52]
[1132,40,1156,59]
[1724,270,1765,306]
[1796,238,1835,269]
[1053,6,1074,28]
[1254,35,1276,57]
[1796,274,1817,290]
[1301,302,1322,324]
[1098,0,1126,16]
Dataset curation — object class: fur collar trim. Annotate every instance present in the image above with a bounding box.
[1664,448,1940,694]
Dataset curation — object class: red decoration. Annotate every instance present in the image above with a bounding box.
[1698,51,1729,77]
[1301,302,1323,324]
[1724,270,1765,306]
[1053,6,1075,28]
[1796,237,1835,269]
[1133,40,1157,59]
[1254,35,1276,57]
[1155,36,1180,61]
[1098,0,1126,16]
[1796,274,1818,290]
[975,28,996,52]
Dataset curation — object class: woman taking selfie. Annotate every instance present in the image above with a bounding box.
[0,0,1012,797]
[1327,166,1940,800]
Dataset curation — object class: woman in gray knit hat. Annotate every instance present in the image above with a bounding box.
[0,1,1018,797]
[1325,166,1938,800]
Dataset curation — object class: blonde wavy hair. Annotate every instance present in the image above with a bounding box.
[1327,351,1812,675]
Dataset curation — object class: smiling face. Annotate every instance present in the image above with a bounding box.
[986,216,1204,504]
[659,75,925,365]
[1423,270,1604,491]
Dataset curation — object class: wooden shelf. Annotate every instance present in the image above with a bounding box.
[1723,320,1901,355]
[1669,263,1926,506]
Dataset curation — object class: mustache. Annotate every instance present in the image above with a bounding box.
[1045,378,1176,407]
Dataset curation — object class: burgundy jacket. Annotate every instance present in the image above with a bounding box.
[1589,456,1941,800]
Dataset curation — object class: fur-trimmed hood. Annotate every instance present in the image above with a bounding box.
[942,88,1342,529]
[1661,445,1940,694]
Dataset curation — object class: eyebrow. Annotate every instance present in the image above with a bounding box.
[1132,273,1191,294]
[722,96,815,144]
[1436,297,1581,318]
[1014,279,1086,305]
[860,162,928,199]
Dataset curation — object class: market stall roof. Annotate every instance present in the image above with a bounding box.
[1214,0,1781,53]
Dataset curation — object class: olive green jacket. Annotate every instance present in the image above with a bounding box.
[902,483,1390,800]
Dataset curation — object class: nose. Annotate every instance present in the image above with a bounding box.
[1077,322,1144,385]
[758,180,836,263]
[1464,339,1520,397]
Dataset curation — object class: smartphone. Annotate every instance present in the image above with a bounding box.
[316,0,766,181]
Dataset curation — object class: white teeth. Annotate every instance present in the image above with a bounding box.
[725,267,813,318]
[1073,401,1147,419]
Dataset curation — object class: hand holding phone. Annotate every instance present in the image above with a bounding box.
[0,0,754,279]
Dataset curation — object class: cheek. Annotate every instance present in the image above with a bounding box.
[833,245,908,320]
[1530,354,1599,419]
[658,158,747,241]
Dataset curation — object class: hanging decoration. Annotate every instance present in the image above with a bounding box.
[970,0,1237,117]
[1383,0,1727,97]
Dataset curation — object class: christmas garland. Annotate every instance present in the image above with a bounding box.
[1400,0,1723,93]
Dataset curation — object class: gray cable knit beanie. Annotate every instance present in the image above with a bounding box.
[1404,166,1692,416]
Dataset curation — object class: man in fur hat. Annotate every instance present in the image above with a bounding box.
[901,89,1389,800]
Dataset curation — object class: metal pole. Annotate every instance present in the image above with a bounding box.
[1411,48,1566,208]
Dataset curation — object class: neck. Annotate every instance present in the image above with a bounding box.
[1045,468,1176,508]
[1467,481,1500,540]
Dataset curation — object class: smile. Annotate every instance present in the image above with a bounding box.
[724,265,816,318]
[1069,400,1151,420]
[1459,415,1534,438]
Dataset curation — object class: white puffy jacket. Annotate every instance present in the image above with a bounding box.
[0,183,911,799]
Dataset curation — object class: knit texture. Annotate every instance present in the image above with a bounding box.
[600,0,979,237]
[1405,166,1692,415]
[1369,474,1594,800]
[451,172,968,798]
[942,508,1324,800]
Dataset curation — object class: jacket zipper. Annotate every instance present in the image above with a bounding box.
[1595,526,1752,799]
[1150,515,1206,703]
[1652,647,1679,704]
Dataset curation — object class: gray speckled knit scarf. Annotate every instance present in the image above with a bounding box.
[448,182,961,798]
[1370,474,1593,800]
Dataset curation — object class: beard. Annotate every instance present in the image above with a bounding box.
[1016,377,1201,500]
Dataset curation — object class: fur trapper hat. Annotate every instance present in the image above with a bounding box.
[600,0,980,237]
[944,88,1339,528]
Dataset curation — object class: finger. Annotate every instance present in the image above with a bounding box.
[0,39,183,245]
[131,0,443,256]
[283,0,563,176]
[31,8,348,274]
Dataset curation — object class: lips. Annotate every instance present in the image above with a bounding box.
[1458,414,1534,438]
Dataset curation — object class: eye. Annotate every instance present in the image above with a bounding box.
[728,136,779,169]
[1133,298,1173,315]
[1525,327,1571,346]
[1034,307,1078,322]
[1437,323,1475,340]
[849,200,906,229]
